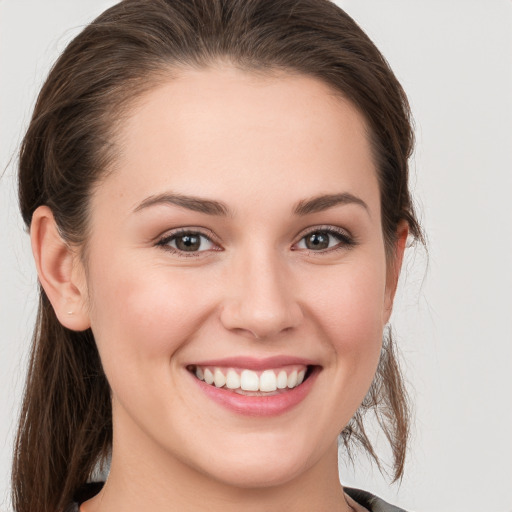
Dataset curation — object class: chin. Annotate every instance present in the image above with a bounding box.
[202,455,308,490]
[185,430,320,490]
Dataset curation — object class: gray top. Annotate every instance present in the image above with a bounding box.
[66,483,407,512]
[345,487,407,512]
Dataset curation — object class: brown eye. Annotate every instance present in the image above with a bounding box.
[305,232,330,250]
[157,231,215,254]
[175,234,202,251]
[296,228,354,252]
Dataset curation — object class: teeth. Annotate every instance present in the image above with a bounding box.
[204,368,214,385]
[240,370,259,391]
[226,369,241,389]
[192,365,309,393]
[214,368,226,388]
[287,370,298,388]
[276,370,288,389]
[259,370,277,392]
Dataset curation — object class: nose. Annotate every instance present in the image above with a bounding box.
[220,248,303,340]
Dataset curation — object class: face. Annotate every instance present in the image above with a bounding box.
[80,65,399,488]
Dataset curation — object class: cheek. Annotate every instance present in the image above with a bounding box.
[292,256,388,435]
[86,257,213,382]
[312,262,386,335]
[305,256,387,374]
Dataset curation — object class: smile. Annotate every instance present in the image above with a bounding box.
[186,359,319,416]
[188,365,308,394]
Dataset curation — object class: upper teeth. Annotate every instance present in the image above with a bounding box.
[193,366,307,392]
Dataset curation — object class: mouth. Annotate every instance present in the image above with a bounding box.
[186,364,315,396]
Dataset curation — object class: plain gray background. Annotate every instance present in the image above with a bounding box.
[1,1,511,511]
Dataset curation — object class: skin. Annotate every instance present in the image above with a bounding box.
[31,65,407,512]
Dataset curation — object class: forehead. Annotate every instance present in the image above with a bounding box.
[94,65,379,219]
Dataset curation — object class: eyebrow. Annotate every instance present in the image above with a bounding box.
[293,193,369,216]
[133,193,230,216]
[133,191,368,217]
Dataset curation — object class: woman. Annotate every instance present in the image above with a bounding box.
[13,0,423,511]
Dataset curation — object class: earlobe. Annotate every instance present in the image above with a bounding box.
[30,206,91,331]
[383,221,409,323]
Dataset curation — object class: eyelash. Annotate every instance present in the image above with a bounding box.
[293,226,356,254]
[155,228,219,258]
[155,226,356,258]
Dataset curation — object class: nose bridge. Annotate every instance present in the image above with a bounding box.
[220,242,303,339]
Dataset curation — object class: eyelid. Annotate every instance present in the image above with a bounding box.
[155,226,218,240]
[295,224,353,240]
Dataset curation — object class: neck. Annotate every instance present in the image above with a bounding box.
[82,418,353,512]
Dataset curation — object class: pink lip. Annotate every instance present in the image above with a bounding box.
[188,364,320,417]
[187,355,317,370]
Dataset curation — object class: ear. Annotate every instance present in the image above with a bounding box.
[383,220,409,324]
[30,206,91,331]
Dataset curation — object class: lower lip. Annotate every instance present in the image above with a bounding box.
[190,367,319,417]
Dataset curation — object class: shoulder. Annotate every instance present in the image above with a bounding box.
[345,487,409,512]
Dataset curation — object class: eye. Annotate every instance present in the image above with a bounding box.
[295,227,354,252]
[156,230,217,255]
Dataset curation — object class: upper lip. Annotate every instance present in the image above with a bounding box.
[186,355,318,370]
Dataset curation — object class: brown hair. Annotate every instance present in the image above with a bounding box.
[14,1,423,510]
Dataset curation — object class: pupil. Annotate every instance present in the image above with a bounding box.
[177,234,200,251]
[306,232,329,250]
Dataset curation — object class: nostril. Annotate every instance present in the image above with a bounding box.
[219,292,304,340]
